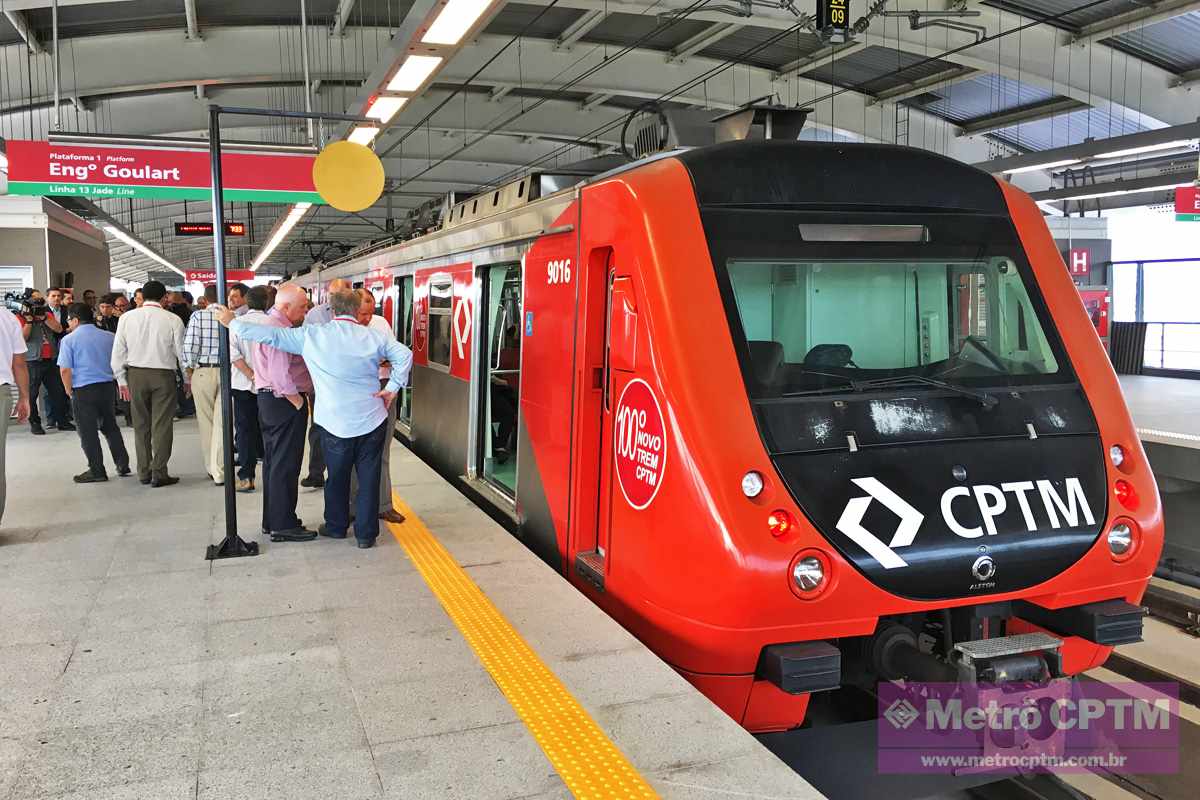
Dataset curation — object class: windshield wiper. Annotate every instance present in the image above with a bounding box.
[781,373,998,409]
[852,375,999,409]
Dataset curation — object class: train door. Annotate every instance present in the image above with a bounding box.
[576,253,638,586]
[396,275,415,428]
[475,263,523,496]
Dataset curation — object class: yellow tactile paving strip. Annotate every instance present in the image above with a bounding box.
[386,492,660,800]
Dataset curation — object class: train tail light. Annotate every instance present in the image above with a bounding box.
[1107,520,1139,561]
[1114,479,1139,511]
[768,509,794,537]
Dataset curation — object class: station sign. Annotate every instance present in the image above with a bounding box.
[1068,248,1090,276]
[815,0,851,44]
[175,221,247,237]
[4,140,324,204]
[184,269,256,284]
[1176,186,1199,222]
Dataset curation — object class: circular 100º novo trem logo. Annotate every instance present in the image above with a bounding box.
[614,378,667,510]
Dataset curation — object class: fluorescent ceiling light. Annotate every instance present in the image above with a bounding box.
[366,96,407,124]
[348,126,380,146]
[422,0,493,45]
[1054,181,1193,202]
[1094,140,1196,160]
[103,225,184,276]
[386,55,442,92]
[250,203,311,272]
[1002,159,1081,175]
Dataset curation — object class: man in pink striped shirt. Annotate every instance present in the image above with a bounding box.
[252,285,316,542]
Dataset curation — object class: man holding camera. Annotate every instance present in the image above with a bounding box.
[20,289,73,435]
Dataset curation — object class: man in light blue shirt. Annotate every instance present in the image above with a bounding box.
[299,277,351,488]
[58,303,131,483]
[215,287,413,548]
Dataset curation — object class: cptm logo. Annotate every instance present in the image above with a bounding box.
[836,476,1096,569]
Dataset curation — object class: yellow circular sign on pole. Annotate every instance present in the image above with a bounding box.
[312,140,385,213]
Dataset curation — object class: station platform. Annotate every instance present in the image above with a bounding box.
[0,419,821,800]
[1119,375,1200,448]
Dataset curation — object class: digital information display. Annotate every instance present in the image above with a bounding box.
[816,0,851,43]
[174,221,247,236]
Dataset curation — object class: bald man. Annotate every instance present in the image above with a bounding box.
[299,277,351,489]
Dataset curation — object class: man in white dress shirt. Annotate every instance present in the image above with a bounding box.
[350,288,406,524]
[111,280,186,487]
[0,305,31,526]
[229,286,271,493]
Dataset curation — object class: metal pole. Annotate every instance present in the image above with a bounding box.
[300,0,314,144]
[52,0,60,131]
[206,105,258,561]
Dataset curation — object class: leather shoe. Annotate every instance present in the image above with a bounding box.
[30,423,45,435]
[235,479,255,493]
[270,527,318,542]
[56,422,76,431]
[117,466,132,477]
[356,539,376,549]
[300,476,325,488]
[139,476,152,485]
[379,509,406,524]
[318,523,347,540]
[73,470,107,483]
[150,476,180,488]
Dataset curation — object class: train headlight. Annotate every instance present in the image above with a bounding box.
[793,557,825,592]
[741,471,765,498]
[1107,522,1137,559]
[768,509,794,537]
[1110,445,1125,468]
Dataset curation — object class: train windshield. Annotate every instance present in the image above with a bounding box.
[711,213,1074,399]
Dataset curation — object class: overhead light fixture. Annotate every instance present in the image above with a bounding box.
[250,203,311,272]
[1002,159,1081,175]
[1094,140,1196,160]
[348,126,381,146]
[386,55,442,92]
[1049,181,1193,203]
[103,225,185,276]
[366,96,407,124]
[422,0,493,46]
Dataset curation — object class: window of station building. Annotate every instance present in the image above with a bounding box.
[428,279,453,369]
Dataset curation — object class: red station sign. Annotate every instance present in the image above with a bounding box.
[5,140,323,204]
[1177,186,1200,222]
[184,269,257,284]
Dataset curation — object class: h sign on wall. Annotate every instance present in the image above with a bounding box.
[1068,249,1090,277]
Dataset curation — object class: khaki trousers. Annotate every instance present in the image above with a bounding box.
[190,366,225,482]
[126,367,177,480]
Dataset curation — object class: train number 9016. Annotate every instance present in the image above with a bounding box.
[547,258,572,285]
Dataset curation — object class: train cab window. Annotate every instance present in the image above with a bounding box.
[725,255,1061,397]
[428,279,453,370]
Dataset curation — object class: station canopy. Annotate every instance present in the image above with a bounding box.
[0,0,1197,280]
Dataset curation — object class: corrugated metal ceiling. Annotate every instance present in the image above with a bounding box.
[803,45,961,95]
[582,12,712,53]
[484,3,585,42]
[695,26,823,72]
[910,74,1053,122]
[982,0,1147,31]
[990,105,1152,152]
[1104,11,1200,74]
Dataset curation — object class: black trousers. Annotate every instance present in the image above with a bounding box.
[73,382,130,476]
[258,392,307,533]
[322,421,388,544]
[28,359,69,427]
[305,391,326,481]
[232,389,262,480]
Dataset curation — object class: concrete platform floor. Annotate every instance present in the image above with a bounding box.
[0,418,819,800]
[1119,375,1200,447]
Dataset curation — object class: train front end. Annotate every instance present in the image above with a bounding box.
[604,141,1162,732]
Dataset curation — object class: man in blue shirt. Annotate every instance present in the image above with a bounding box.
[215,287,413,548]
[58,303,131,483]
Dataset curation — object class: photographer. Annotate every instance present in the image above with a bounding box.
[20,292,72,435]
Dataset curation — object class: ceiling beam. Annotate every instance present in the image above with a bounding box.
[3,10,44,54]
[1068,0,1200,47]
[332,0,357,37]
[868,67,981,105]
[956,97,1087,136]
[1173,68,1200,89]
[580,92,612,111]
[183,0,200,41]
[666,22,743,64]
[555,9,608,51]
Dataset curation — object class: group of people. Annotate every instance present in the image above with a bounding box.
[0,277,412,549]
